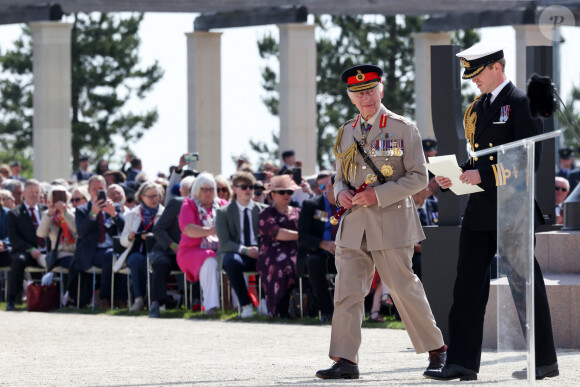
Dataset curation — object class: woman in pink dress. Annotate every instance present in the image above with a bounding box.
[177,172,227,314]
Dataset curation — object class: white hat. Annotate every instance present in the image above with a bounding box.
[456,42,506,79]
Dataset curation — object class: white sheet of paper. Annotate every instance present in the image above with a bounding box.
[425,155,483,195]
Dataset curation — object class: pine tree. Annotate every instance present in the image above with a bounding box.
[0,13,163,176]
[254,15,478,170]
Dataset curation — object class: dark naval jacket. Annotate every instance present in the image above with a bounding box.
[460,81,543,231]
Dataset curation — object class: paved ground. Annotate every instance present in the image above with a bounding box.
[0,311,578,386]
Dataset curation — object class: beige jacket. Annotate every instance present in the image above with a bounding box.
[334,104,427,251]
[37,208,77,256]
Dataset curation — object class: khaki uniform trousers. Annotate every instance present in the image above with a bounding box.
[329,237,444,364]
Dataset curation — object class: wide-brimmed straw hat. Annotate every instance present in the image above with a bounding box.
[264,175,300,194]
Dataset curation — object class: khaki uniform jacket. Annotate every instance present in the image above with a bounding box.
[334,104,427,251]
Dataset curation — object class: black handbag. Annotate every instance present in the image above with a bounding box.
[45,227,62,272]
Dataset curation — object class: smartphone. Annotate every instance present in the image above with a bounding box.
[184,152,199,162]
[52,190,67,204]
[292,168,302,185]
[253,172,266,181]
[97,190,107,203]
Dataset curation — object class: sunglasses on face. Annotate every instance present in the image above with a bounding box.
[275,190,294,196]
[254,189,264,196]
[217,187,229,193]
[555,187,568,192]
[200,187,214,192]
[71,197,84,203]
[235,184,254,191]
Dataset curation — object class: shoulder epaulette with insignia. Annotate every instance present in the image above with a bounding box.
[387,112,413,126]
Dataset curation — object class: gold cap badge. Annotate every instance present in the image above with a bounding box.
[356,70,365,81]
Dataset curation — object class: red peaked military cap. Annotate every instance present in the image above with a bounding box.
[341,64,383,92]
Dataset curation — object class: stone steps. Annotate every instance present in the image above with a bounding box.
[483,230,580,349]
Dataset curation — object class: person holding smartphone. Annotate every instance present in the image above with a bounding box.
[37,187,77,272]
[73,175,126,309]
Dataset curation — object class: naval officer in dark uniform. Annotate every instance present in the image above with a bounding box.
[425,43,558,381]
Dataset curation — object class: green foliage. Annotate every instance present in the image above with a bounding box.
[559,84,580,150]
[0,13,163,174]
[451,29,481,112]
[255,15,423,170]
[249,131,279,170]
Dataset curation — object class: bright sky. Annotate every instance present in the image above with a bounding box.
[0,13,579,180]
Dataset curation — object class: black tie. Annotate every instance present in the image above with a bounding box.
[482,93,491,115]
[243,208,251,247]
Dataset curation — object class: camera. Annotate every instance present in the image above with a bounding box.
[184,152,199,162]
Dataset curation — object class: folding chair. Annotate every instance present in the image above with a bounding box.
[0,266,9,303]
[111,236,132,310]
[50,265,69,310]
[77,266,102,310]
[145,235,188,311]
[220,270,262,316]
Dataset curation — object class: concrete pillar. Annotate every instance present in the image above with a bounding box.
[186,31,222,175]
[413,32,451,141]
[30,22,72,181]
[514,25,552,90]
[278,24,317,175]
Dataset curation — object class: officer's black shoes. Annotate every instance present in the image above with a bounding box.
[427,345,447,370]
[316,360,360,379]
[512,362,559,380]
[423,363,477,381]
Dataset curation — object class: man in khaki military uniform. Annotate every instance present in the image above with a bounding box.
[316,64,446,380]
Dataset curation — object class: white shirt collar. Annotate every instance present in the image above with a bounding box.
[489,79,509,104]
[361,106,383,127]
[236,200,254,212]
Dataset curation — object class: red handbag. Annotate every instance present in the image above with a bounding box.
[26,283,60,312]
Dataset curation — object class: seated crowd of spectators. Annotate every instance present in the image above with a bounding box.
[0,148,440,323]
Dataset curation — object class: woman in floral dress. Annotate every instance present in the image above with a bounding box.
[258,175,301,317]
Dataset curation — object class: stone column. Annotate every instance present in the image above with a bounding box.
[278,24,317,175]
[514,25,552,90]
[413,32,451,141]
[30,22,72,181]
[186,31,222,175]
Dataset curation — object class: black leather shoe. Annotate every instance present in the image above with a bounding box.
[427,349,447,370]
[316,360,359,379]
[512,362,559,380]
[5,301,16,311]
[424,363,477,381]
[319,314,332,323]
[149,301,160,318]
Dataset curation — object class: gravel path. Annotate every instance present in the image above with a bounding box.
[0,311,577,386]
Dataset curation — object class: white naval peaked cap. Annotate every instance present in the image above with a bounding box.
[456,42,506,79]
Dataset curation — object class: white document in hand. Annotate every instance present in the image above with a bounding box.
[425,155,483,195]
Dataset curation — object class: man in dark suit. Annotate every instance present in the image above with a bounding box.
[216,172,266,318]
[426,43,558,381]
[5,179,47,310]
[73,175,126,309]
[556,148,575,180]
[149,195,185,318]
[297,174,338,322]
[278,150,296,175]
[73,154,93,182]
